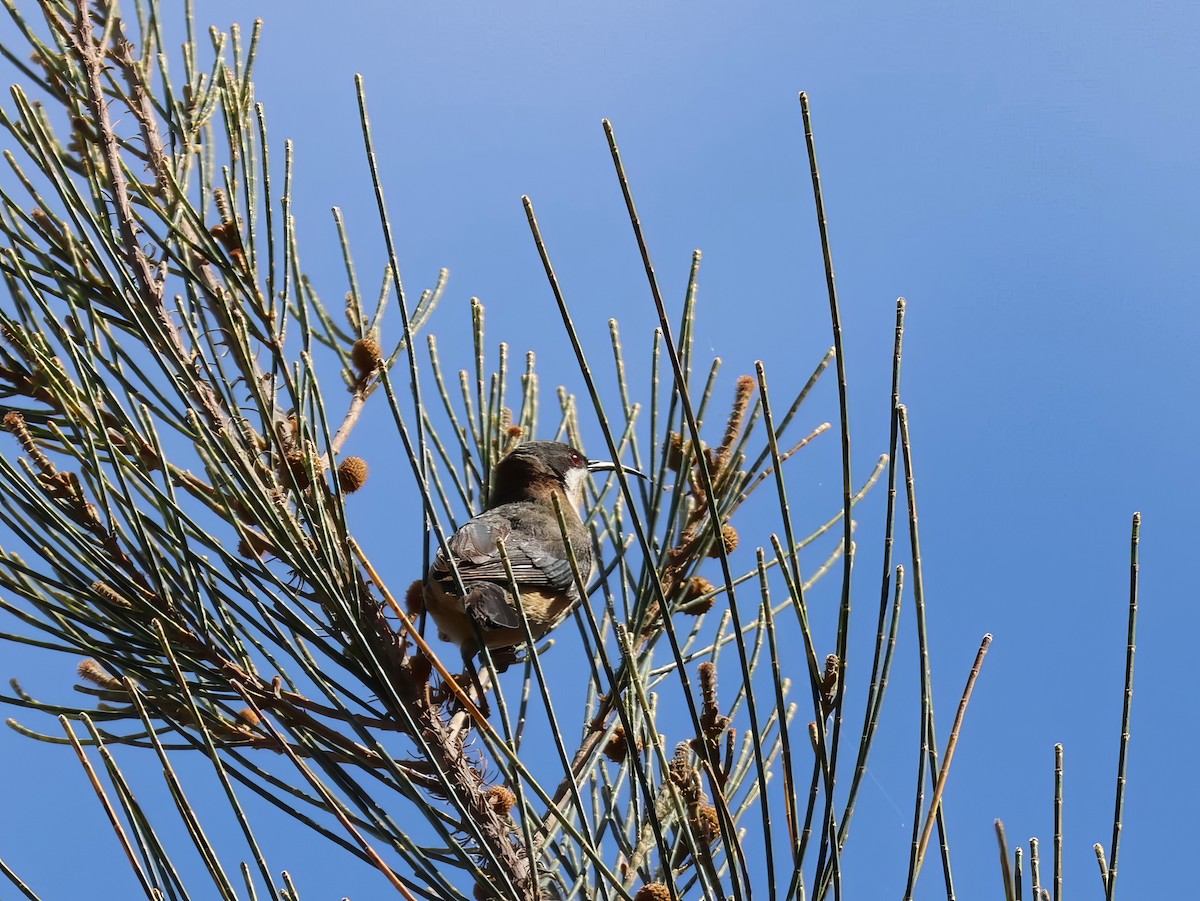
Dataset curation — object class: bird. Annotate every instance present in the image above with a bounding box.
[424,441,643,677]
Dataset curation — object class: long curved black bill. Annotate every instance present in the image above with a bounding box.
[587,459,648,480]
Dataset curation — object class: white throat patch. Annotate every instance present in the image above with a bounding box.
[562,466,589,510]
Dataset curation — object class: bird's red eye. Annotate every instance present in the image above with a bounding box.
[570,451,583,466]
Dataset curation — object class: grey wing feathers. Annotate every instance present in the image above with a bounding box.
[431,509,581,592]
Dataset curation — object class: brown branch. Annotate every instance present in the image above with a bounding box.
[331,389,368,455]
[108,30,170,198]
[353,541,536,897]
[69,0,161,304]
[69,0,233,434]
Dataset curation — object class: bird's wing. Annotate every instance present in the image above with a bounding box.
[429,512,579,632]
[430,513,576,592]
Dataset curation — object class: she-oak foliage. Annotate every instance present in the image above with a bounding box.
[0,2,1138,899]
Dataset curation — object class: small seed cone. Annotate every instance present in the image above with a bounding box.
[77,659,122,690]
[707,523,739,557]
[603,724,643,764]
[721,523,739,554]
[485,785,516,816]
[820,653,840,718]
[350,337,382,377]
[283,449,311,489]
[664,432,686,471]
[406,653,432,686]
[691,804,721,843]
[337,456,369,493]
[683,576,716,614]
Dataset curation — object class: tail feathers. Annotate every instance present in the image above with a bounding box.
[464,583,521,631]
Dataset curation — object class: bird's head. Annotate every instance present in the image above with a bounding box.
[489,440,642,509]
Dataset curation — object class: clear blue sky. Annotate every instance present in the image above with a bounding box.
[2,1,1197,897]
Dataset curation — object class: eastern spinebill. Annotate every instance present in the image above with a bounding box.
[424,441,643,673]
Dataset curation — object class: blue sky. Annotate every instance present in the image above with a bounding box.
[2,1,1197,897]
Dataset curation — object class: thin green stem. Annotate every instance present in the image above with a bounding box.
[1105,512,1140,901]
